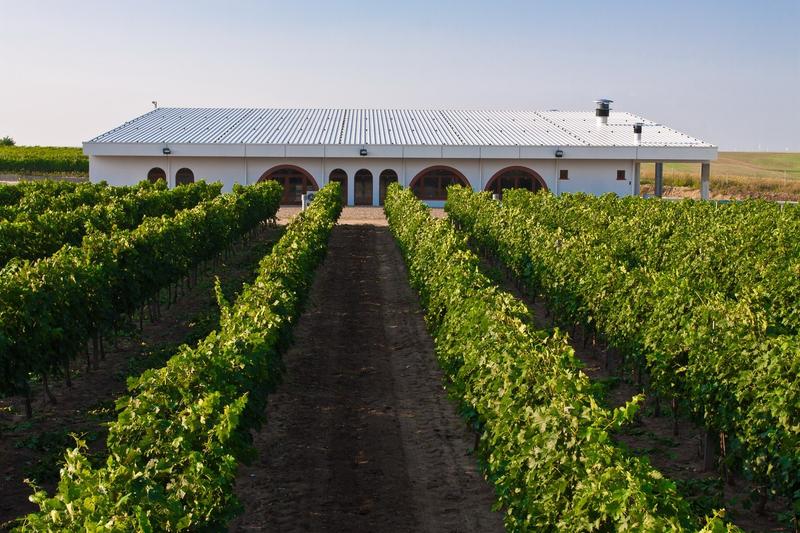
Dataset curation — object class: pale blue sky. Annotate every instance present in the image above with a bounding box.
[1,0,798,150]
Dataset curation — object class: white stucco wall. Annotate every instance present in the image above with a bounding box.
[89,155,637,205]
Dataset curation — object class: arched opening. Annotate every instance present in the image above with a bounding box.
[147,167,166,184]
[409,166,470,201]
[484,166,547,198]
[258,165,319,205]
[354,169,373,206]
[329,169,348,205]
[175,168,195,186]
[379,169,398,205]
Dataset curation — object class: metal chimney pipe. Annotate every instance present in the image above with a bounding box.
[633,122,643,145]
[595,99,613,127]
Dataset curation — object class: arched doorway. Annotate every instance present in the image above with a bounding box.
[354,169,373,205]
[175,168,195,186]
[409,166,470,201]
[484,166,547,198]
[147,167,166,184]
[258,165,319,205]
[379,169,398,205]
[329,169,348,205]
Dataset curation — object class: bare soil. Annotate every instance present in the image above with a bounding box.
[641,184,800,202]
[0,226,281,529]
[230,220,502,532]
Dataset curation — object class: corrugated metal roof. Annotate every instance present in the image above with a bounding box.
[535,111,709,147]
[88,108,714,147]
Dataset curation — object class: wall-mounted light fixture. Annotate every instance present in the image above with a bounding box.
[555,149,564,158]
[359,148,368,156]
[162,147,171,155]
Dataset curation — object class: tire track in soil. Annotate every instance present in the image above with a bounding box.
[231,224,503,533]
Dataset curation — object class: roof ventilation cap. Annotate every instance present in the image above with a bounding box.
[595,99,613,126]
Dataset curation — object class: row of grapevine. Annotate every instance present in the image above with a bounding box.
[445,186,799,516]
[15,182,342,531]
[0,180,222,267]
[0,179,83,210]
[501,190,800,337]
[383,183,733,532]
[0,180,129,220]
[0,182,282,414]
[0,183,26,206]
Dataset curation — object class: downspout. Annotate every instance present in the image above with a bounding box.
[244,143,248,185]
[479,153,483,191]
[555,156,559,196]
[402,147,406,186]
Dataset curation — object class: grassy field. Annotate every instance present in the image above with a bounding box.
[0,146,88,176]
[643,152,800,180]
[640,151,800,200]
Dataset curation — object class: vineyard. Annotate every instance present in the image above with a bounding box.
[444,186,799,528]
[386,184,741,531]
[0,177,796,531]
[0,179,222,268]
[0,146,88,176]
[3,181,342,530]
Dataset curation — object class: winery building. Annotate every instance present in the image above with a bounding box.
[83,101,717,205]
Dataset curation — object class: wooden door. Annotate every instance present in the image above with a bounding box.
[354,170,373,205]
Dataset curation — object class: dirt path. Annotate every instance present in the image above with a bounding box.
[231,220,502,532]
[0,226,280,528]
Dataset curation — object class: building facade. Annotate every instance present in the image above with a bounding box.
[84,104,717,205]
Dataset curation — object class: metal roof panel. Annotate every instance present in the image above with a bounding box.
[88,108,714,148]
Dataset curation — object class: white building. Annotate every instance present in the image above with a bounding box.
[84,101,717,205]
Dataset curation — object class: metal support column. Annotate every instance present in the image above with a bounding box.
[655,162,664,197]
[633,162,641,196]
[700,162,710,200]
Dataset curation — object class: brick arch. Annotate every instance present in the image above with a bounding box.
[258,164,319,205]
[484,165,547,197]
[409,165,470,201]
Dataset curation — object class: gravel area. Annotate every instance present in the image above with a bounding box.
[277,206,445,226]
